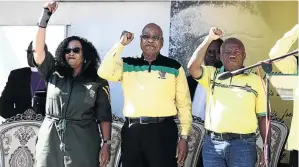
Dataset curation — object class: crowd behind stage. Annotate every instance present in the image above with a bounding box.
[0,1,298,167]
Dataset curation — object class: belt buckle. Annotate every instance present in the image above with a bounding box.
[140,117,149,124]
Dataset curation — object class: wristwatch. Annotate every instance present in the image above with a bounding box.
[180,135,189,141]
[103,140,112,145]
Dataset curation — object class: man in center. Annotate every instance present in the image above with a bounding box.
[98,23,192,167]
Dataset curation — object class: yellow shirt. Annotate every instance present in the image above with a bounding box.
[197,66,267,134]
[269,24,298,151]
[97,42,192,136]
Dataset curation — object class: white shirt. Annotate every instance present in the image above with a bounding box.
[192,84,207,120]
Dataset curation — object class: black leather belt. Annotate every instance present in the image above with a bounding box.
[126,116,174,124]
[207,130,255,140]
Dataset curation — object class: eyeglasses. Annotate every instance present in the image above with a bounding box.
[140,35,163,41]
[64,47,81,54]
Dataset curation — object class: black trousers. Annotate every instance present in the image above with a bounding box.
[290,150,298,167]
[120,118,178,167]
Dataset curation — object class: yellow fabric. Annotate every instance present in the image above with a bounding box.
[269,24,298,151]
[98,42,192,136]
[197,66,267,134]
[98,42,125,82]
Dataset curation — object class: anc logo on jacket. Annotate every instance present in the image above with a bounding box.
[158,71,166,79]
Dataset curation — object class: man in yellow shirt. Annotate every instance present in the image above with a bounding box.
[98,23,192,167]
[188,27,267,167]
[269,24,298,167]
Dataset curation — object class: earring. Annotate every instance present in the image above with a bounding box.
[84,59,86,63]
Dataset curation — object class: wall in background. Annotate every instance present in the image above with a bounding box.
[0,1,171,118]
[169,1,298,163]
[0,1,298,163]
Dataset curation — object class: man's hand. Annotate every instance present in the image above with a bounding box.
[208,27,224,41]
[120,31,134,46]
[99,143,111,167]
[176,138,188,166]
[43,1,58,14]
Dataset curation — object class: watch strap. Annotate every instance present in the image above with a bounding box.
[103,140,112,145]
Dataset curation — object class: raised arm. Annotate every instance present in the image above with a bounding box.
[269,24,298,74]
[32,1,57,82]
[188,27,223,78]
[33,1,57,65]
[97,31,134,82]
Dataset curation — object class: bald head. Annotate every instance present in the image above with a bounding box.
[142,23,163,37]
[220,37,246,71]
[140,23,164,62]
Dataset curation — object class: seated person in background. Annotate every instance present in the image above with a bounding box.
[187,33,223,167]
[0,41,47,118]
[187,38,223,120]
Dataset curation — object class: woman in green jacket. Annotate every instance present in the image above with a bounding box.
[33,1,112,167]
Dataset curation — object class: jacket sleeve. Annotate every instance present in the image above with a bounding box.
[33,51,56,82]
[97,42,125,82]
[195,66,216,90]
[269,24,298,74]
[94,79,112,123]
[0,72,15,118]
[255,76,267,117]
[176,67,192,136]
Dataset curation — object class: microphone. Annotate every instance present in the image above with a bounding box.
[218,71,232,80]
[218,68,244,80]
[218,49,298,80]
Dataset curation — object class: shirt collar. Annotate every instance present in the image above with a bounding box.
[141,52,161,62]
[219,66,251,75]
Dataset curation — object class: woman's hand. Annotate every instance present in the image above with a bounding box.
[99,143,111,167]
[38,1,58,28]
[43,1,58,13]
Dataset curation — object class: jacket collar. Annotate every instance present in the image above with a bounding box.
[73,60,91,78]
[141,52,162,62]
[219,66,250,75]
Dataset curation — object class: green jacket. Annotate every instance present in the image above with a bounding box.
[35,52,112,167]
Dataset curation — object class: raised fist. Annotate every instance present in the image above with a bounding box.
[120,31,134,46]
[208,27,224,41]
[43,1,58,14]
